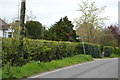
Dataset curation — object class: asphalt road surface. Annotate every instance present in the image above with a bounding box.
[29,58,118,78]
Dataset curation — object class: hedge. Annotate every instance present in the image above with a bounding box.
[75,43,101,58]
[114,48,120,55]
[2,38,114,66]
[103,46,114,57]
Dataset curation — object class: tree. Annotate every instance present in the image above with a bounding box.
[99,28,117,47]
[108,25,120,47]
[75,1,108,29]
[25,21,44,39]
[86,27,117,47]
[46,16,77,42]
[76,22,95,42]
[26,10,36,21]
[42,29,51,40]
[75,1,109,43]
[10,20,20,38]
[10,9,36,38]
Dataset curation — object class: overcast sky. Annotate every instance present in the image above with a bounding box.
[0,0,119,27]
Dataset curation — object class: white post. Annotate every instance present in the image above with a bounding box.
[81,37,86,54]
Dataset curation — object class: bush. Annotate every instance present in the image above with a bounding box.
[2,38,102,66]
[114,48,120,55]
[75,43,102,58]
[103,46,114,57]
[3,38,79,66]
[83,43,101,58]
[110,48,120,58]
[2,38,21,66]
[110,54,120,58]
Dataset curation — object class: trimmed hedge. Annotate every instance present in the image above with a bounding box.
[110,48,120,57]
[103,46,114,57]
[75,43,101,58]
[2,38,79,66]
[114,48,120,55]
[84,43,101,58]
[2,38,114,66]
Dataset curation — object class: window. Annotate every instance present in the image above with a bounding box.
[8,35,12,38]
[8,32,13,38]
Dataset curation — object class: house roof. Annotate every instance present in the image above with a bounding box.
[0,18,10,30]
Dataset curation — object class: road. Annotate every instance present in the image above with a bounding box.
[29,58,118,78]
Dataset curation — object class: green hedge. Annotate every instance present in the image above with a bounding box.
[2,38,79,66]
[2,38,105,66]
[75,43,102,58]
[84,43,101,58]
[114,48,120,55]
[103,46,114,57]
[110,48,120,57]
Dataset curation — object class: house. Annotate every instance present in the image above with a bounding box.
[0,18,13,38]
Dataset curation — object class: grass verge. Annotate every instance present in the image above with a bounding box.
[2,54,93,79]
[110,54,120,58]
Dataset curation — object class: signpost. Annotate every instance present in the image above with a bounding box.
[76,36,86,54]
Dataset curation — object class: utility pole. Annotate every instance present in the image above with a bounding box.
[20,0,26,37]
[18,0,26,66]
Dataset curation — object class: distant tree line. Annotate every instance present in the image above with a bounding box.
[9,1,120,47]
[10,16,77,42]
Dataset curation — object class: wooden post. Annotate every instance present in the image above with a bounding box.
[20,0,26,38]
[18,0,26,66]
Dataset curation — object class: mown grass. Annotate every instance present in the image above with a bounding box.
[2,54,93,79]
